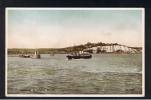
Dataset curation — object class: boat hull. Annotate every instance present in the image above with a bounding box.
[66,55,92,60]
[19,54,31,58]
[31,55,41,59]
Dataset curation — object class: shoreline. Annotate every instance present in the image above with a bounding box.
[8,53,142,57]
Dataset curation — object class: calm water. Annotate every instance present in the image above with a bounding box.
[7,54,142,94]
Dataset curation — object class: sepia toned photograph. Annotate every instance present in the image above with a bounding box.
[6,8,144,97]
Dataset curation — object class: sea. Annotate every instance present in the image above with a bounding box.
[7,54,142,95]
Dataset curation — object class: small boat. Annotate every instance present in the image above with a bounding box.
[66,52,92,60]
[31,50,41,59]
[19,54,31,58]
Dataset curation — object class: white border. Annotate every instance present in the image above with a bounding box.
[5,8,145,97]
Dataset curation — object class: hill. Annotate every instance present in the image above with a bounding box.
[8,42,142,54]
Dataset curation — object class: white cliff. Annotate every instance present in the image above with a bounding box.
[84,44,141,54]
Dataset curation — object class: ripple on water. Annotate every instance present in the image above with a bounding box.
[7,54,142,94]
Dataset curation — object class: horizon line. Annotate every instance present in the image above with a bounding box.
[7,42,143,49]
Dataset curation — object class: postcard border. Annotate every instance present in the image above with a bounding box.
[5,7,145,97]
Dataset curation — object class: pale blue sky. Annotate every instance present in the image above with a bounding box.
[7,9,143,48]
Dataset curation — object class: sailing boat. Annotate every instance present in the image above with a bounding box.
[31,50,41,59]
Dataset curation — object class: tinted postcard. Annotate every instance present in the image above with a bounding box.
[6,8,144,97]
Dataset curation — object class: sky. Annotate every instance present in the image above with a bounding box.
[7,8,144,48]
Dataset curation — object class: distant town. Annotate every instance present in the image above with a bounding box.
[8,42,142,55]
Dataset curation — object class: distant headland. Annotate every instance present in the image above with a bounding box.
[8,42,142,55]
